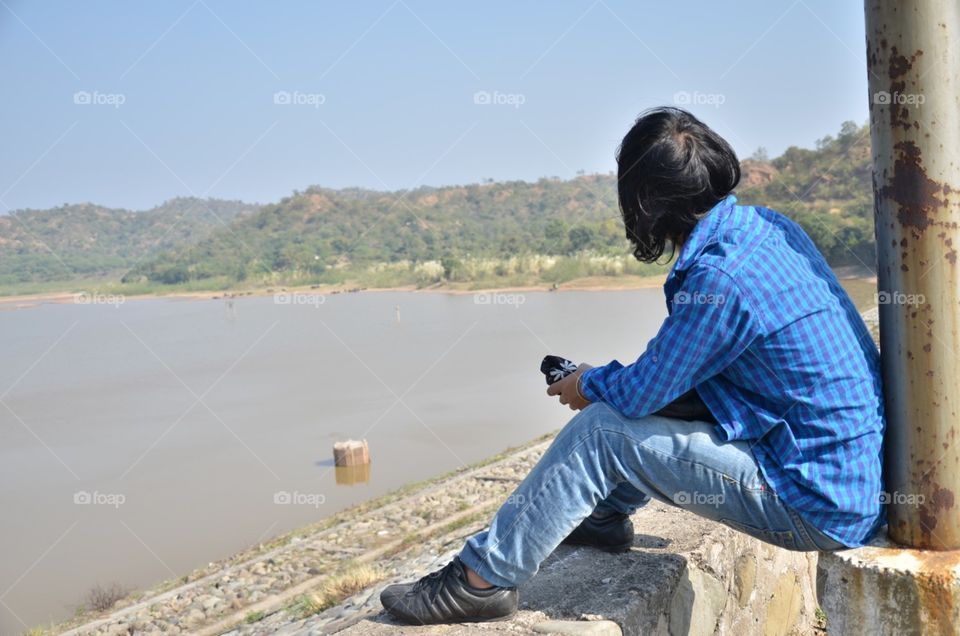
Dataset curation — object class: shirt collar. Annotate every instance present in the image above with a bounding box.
[670,194,737,274]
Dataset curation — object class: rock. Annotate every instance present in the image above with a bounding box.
[184,608,205,625]
[763,572,802,636]
[199,595,221,611]
[669,567,727,636]
[733,553,756,607]
[533,620,623,635]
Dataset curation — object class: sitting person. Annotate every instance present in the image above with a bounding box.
[380,107,885,625]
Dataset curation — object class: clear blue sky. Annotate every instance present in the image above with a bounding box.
[0,0,870,212]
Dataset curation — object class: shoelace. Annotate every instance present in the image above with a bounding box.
[410,560,461,600]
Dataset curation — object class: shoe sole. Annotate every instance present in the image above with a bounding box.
[385,608,519,625]
[459,608,519,623]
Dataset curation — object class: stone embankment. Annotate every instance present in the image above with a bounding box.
[56,435,821,636]
[53,438,550,635]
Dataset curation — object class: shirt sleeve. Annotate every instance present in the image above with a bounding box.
[578,265,762,419]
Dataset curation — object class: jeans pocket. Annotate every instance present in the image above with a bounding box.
[786,507,848,552]
[719,518,799,551]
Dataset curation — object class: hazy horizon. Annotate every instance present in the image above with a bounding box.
[0,119,866,216]
[1,0,870,212]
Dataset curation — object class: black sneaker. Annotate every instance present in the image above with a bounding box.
[561,513,634,552]
[380,557,518,625]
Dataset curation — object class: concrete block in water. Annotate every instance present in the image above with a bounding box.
[334,439,370,467]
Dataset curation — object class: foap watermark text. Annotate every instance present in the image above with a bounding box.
[474,292,525,308]
[73,90,126,108]
[274,90,326,108]
[75,292,125,307]
[74,490,126,508]
[274,490,326,508]
[473,90,525,109]
[274,292,325,308]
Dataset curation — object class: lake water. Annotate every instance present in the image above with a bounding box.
[0,280,875,631]
[1,289,671,630]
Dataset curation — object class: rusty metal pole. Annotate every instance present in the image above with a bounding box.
[866,0,960,549]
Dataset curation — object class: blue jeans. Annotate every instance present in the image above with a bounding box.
[459,402,847,588]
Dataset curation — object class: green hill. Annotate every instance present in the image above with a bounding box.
[0,197,258,287]
[742,120,875,267]
[0,121,876,294]
[121,175,630,286]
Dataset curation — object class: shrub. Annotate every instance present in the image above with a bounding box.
[85,583,127,612]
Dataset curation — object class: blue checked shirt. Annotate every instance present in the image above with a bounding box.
[579,195,885,547]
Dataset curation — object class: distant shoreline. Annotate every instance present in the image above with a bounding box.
[0,274,671,310]
[0,269,878,311]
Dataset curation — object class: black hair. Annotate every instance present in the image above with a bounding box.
[616,107,740,262]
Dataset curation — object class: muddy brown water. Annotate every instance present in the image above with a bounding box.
[0,281,874,630]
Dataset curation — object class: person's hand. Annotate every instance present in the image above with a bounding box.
[546,363,593,410]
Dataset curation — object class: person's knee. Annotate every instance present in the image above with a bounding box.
[562,402,623,441]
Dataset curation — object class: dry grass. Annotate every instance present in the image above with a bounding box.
[289,564,384,619]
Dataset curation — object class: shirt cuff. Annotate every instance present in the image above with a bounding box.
[579,363,619,403]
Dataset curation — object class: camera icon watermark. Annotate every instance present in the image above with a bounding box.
[876,291,925,306]
[273,490,326,508]
[75,291,125,308]
[273,90,326,108]
[873,90,925,107]
[673,91,725,108]
[673,490,725,507]
[74,490,126,508]
[73,90,126,108]
[273,292,325,308]
[473,90,526,109]
[672,291,725,306]
[474,292,526,308]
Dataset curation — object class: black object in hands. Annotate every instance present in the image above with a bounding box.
[541,355,579,385]
[539,354,717,423]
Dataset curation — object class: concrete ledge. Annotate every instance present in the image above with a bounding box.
[325,501,820,636]
[818,534,960,635]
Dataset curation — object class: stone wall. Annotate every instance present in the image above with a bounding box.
[290,499,821,636]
